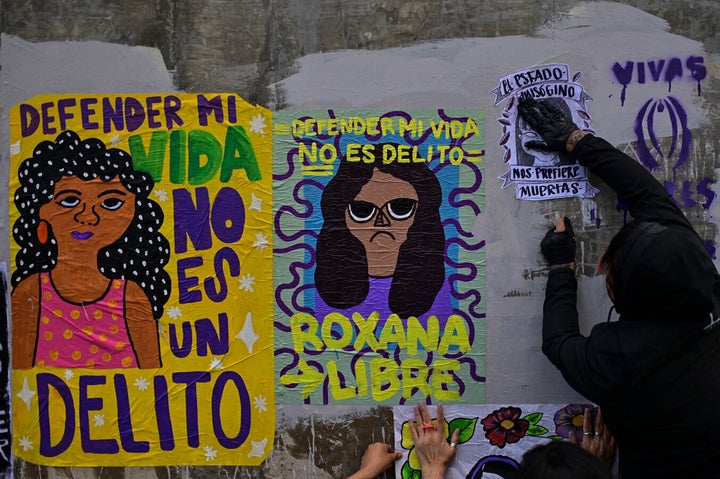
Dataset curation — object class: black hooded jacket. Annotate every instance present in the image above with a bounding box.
[543,135,720,479]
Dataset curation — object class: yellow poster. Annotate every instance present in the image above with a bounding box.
[9,93,274,465]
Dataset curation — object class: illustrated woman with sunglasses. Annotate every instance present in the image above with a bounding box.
[314,144,446,319]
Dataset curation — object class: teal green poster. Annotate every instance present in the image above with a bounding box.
[273,109,486,404]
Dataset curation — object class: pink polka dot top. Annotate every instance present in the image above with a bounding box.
[34,272,138,369]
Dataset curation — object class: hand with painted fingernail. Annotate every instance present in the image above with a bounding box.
[408,404,459,479]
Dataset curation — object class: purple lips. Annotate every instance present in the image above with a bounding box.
[71,231,94,240]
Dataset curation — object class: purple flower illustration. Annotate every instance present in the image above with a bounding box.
[553,403,593,442]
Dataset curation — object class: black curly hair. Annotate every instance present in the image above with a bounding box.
[314,144,446,318]
[12,130,171,319]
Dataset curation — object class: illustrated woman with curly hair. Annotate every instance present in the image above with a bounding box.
[314,144,446,319]
[11,130,171,369]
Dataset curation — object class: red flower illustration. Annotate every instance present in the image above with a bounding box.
[481,407,530,448]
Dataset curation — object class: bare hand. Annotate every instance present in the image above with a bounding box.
[569,407,617,470]
[409,404,459,477]
[347,442,402,479]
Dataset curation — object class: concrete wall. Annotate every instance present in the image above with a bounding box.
[2,1,720,477]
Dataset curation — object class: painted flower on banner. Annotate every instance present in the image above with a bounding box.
[480,407,562,449]
[553,403,593,443]
[400,415,478,479]
[481,407,530,448]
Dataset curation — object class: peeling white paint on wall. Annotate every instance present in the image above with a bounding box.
[0,1,716,406]
[277,1,716,402]
[0,34,174,266]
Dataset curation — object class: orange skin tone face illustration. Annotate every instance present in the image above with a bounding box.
[11,175,161,369]
[40,176,136,296]
[345,169,419,278]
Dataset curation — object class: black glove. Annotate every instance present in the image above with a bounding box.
[541,217,576,265]
[518,97,579,152]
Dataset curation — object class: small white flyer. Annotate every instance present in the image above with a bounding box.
[493,64,599,200]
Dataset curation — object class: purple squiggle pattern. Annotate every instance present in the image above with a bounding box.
[275,109,486,403]
[276,348,300,377]
[274,179,324,242]
[443,217,475,238]
[274,243,316,320]
[452,309,479,356]
[449,161,483,216]
[459,356,487,383]
[274,147,298,182]
[437,110,485,388]
[447,253,484,318]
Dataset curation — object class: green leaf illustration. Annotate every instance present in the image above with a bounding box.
[523,412,543,425]
[527,424,549,436]
[447,417,478,444]
[548,435,564,441]
[401,460,421,479]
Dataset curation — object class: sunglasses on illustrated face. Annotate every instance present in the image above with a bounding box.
[347,198,418,223]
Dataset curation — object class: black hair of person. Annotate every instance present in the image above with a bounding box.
[11,130,171,319]
[598,221,642,303]
[314,144,445,318]
[519,441,613,479]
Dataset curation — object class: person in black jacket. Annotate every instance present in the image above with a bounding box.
[518,97,720,479]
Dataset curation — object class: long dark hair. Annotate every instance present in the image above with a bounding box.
[598,222,642,302]
[314,144,445,318]
[12,130,171,319]
[519,441,612,479]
